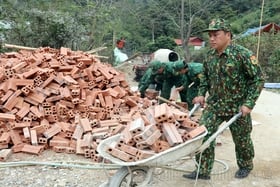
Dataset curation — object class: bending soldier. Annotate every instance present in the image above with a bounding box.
[173,61,203,108]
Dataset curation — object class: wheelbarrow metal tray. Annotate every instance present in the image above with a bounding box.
[97,129,207,167]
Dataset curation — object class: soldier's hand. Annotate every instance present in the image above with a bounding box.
[176,86,184,92]
[193,96,205,107]
[240,105,252,116]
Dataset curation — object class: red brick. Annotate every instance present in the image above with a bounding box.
[135,150,155,161]
[184,125,207,140]
[79,118,92,133]
[162,123,183,146]
[129,118,145,136]
[0,132,11,144]
[106,146,134,162]
[116,143,139,156]
[0,149,12,161]
[154,103,168,123]
[9,130,23,145]
[151,140,170,153]
[49,138,70,147]
[181,119,199,129]
[145,129,162,145]
[21,144,44,155]
[43,124,61,139]
[30,130,38,145]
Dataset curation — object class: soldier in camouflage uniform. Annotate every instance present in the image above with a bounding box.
[183,18,265,180]
[138,61,165,98]
[158,60,185,102]
[174,61,203,109]
[138,60,185,101]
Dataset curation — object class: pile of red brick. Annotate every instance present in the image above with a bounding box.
[106,103,206,162]
[0,47,155,161]
[0,47,205,162]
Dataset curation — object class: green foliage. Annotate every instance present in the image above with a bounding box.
[142,36,177,53]
[155,36,177,50]
[189,47,209,63]
[268,49,280,82]
[0,0,279,81]
[236,33,280,82]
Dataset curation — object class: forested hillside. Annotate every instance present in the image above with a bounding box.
[0,0,279,81]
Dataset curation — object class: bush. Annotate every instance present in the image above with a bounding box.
[143,36,177,53]
[236,33,280,82]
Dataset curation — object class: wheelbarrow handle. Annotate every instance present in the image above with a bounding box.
[188,103,200,117]
[195,112,242,154]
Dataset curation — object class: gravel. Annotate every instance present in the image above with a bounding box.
[0,150,111,187]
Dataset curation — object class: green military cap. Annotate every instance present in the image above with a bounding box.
[204,18,231,32]
[149,60,165,71]
[173,60,188,71]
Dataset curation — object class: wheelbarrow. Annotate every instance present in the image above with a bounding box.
[97,105,242,187]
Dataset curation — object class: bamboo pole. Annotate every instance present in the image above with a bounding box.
[256,0,265,61]
[86,47,107,54]
[3,43,108,56]
[114,53,140,69]
[3,43,37,51]
[94,55,109,59]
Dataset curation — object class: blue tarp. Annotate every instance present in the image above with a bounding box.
[264,83,280,89]
[241,26,265,37]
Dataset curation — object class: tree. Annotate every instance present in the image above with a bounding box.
[143,35,177,53]
[180,0,218,61]
[0,0,279,76]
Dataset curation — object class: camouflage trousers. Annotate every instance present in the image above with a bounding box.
[196,109,254,175]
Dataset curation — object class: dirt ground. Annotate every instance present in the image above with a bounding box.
[1,59,280,187]
[152,88,280,187]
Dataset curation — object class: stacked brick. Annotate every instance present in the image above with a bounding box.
[144,89,159,100]
[0,47,206,163]
[0,47,152,161]
[106,103,206,162]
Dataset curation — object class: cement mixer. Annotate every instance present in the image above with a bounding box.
[133,49,180,81]
[152,48,180,62]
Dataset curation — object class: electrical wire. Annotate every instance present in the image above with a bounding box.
[0,160,120,170]
[0,156,229,175]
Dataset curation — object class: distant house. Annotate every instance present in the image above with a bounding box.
[242,23,280,36]
[174,37,205,50]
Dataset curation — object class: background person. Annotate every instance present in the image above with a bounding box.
[113,38,128,66]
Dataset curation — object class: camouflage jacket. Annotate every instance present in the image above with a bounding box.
[138,62,173,94]
[155,62,183,87]
[138,68,155,95]
[198,44,265,116]
[182,62,203,89]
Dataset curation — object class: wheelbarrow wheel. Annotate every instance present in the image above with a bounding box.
[108,166,152,187]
